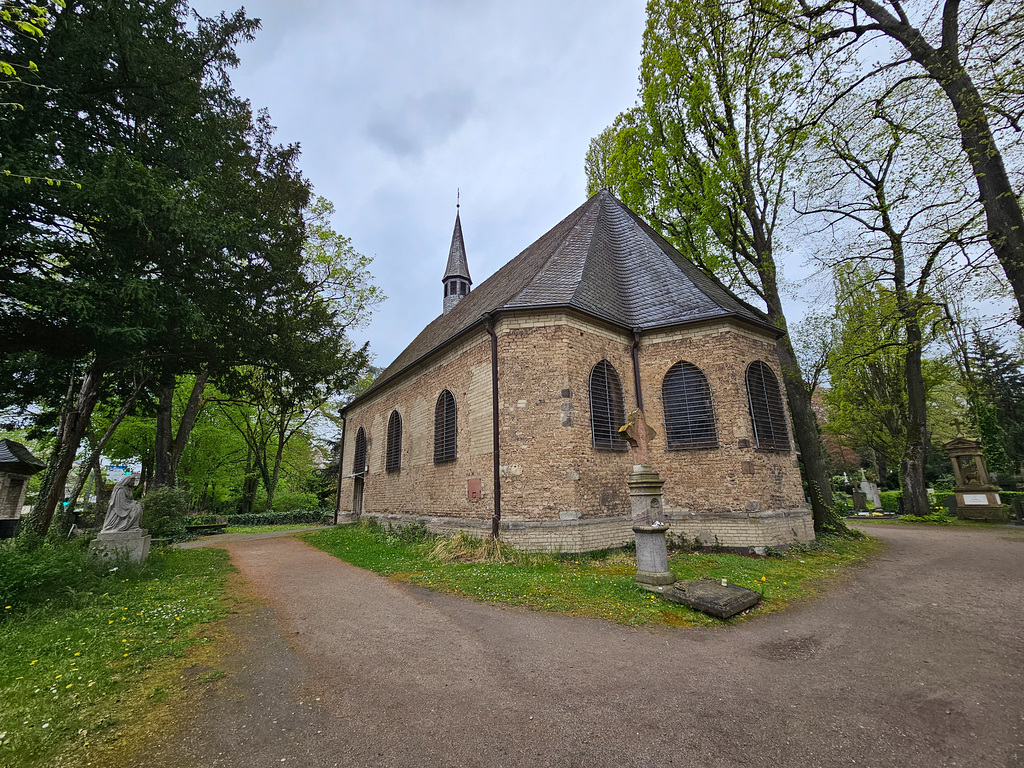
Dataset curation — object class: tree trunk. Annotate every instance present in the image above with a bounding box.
[873,448,889,489]
[775,333,837,529]
[153,379,175,487]
[168,370,209,480]
[60,380,148,527]
[902,323,931,517]
[22,360,104,543]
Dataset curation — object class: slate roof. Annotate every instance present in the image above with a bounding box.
[0,439,46,475]
[351,190,776,406]
[442,209,471,282]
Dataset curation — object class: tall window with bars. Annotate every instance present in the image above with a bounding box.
[745,361,790,450]
[352,427,367,475]
[385,411,402,472]
[434,390,457,463]
[661,361,718,449]
[589,360,628,451]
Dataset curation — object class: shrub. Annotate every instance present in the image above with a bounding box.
[879,491,901,514]
[141,487,192,539]
[0,538,113,613]
[269,490,319,512]
[219,509,323,527]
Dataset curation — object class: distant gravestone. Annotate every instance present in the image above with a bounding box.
[852,490,869,516]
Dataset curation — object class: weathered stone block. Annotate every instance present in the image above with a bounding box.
[663,579,761,618]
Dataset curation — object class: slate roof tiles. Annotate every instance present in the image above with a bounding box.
[357,190,776,403]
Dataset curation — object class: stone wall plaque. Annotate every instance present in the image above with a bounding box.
[963,493,990,505]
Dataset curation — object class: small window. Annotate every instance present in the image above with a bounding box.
[745,361,790,450]
[434,390,457,463]
[589,360,628,451]
[352,427,367,475]
[385,411,402,472]
[662,361,718,449]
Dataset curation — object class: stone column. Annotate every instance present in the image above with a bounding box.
[627,465,676,592]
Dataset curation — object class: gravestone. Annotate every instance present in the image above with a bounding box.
[858,470,882,510]
[0,439,46,539]
[852,490,869,516]
[663,579,762,619]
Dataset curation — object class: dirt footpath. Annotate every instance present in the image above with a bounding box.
[139,525,1024,768]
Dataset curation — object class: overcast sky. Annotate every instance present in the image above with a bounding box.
[186,0,648,369]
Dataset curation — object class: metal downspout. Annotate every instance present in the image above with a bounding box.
[485,316,502,539]
[632,329,644,410]
[334,415,346,525]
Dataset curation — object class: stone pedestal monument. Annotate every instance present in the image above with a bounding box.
[942,433,1007,522]
[90,472,151,562]
[620,410,676,592]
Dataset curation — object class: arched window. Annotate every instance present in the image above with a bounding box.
[662,361,718,449]
[745,361,790,450]
[589,360,628,451]
[385,411,402,472]
[352,427,367,475]
[434,390,457,464]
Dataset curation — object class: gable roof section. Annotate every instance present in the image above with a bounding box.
[0,438,46,474]
[354,190,776,406]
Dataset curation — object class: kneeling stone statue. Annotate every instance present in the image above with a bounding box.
[90,473,150,562]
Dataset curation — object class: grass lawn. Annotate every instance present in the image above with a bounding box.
[302,522,882,628]
[850,515,1000,527]
[0,547,233,768]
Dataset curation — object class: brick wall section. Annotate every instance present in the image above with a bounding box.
[339,331,496,521]
[339,309,813,550]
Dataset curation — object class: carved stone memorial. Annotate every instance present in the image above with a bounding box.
[90,473,151,562]
[942,433,1008,522]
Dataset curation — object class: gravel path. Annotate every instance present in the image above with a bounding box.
[141,524,1024,768]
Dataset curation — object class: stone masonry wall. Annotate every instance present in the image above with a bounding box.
[338,331,495,521]
[339,309,813,550]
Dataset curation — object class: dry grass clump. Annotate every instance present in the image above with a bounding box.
[426,532,522,564]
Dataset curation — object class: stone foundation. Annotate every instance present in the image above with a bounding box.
[90,530,151,563]
[346,506,813,554]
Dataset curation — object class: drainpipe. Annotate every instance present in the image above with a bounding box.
[334,414,346,526]
[631,329,644,410]
[484,315,502,539]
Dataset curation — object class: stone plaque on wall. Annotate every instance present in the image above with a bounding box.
[963,493,991,506]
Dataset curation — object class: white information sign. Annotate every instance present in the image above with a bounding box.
[963,493,990,506]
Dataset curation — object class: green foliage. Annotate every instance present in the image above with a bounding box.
[140,487,191,539]
[0,538,109,612]
[0,547,231,768]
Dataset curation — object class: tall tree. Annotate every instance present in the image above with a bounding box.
[785,0,1024,326]
[588,0,840,529]
[797,83,983,515]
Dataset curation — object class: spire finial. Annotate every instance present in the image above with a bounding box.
[457,188,460,210]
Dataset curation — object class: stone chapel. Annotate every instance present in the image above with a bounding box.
[336,190,814,552]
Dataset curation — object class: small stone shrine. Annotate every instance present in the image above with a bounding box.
[0,439,46,539]
[90,472,151,562]
[619,409,675,591]
[943,433,1008,522]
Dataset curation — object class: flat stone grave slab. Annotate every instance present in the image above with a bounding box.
[664,579,761,619]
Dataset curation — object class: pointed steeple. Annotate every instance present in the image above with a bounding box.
[442,194,471,314]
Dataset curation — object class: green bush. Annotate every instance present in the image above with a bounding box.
[878,491,901,514]
[185,509,325,528]
[141,487,192,539]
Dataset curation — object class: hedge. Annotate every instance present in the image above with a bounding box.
[185,509,328,528]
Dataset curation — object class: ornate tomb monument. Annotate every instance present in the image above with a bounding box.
[943,432,1008,522]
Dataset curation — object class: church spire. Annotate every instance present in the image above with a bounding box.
[442,191,471,315]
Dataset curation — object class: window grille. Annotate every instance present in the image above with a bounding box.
[352,427,366,475]
[434,390,457,463]
[662,361,718,449]
[385,411,402,472]
[589,360,628,451]
[745,361,790,450]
